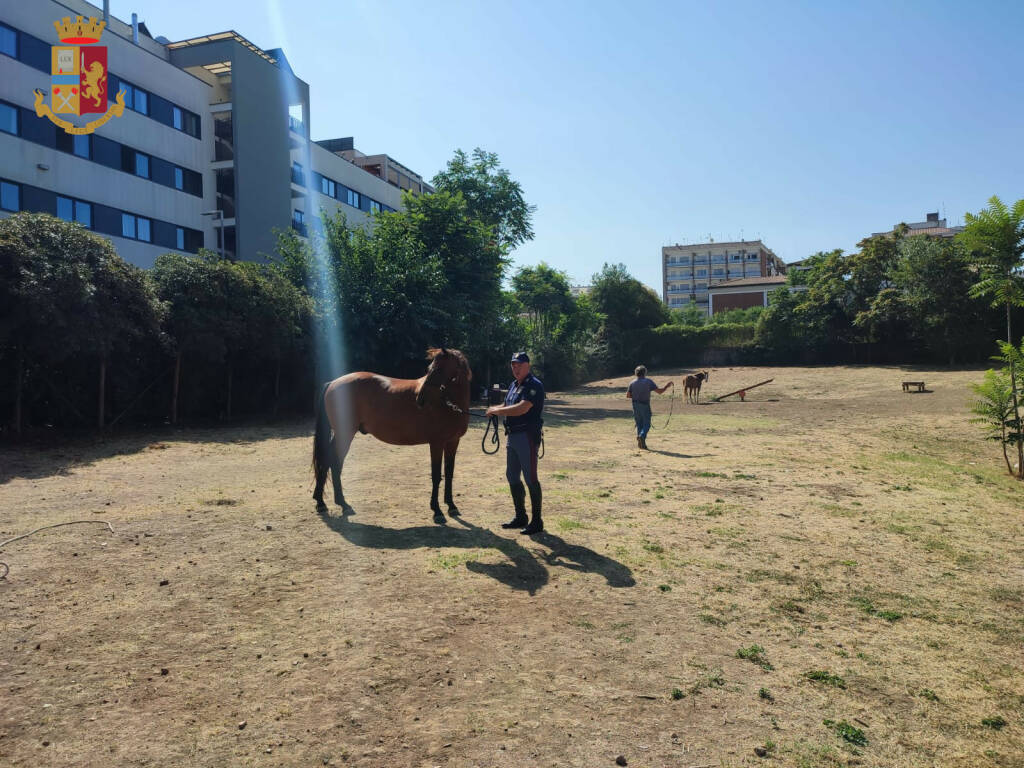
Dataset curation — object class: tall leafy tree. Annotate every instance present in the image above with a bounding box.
[590,263,669,333]
[431,148,535,252]
[960,196,1024,477]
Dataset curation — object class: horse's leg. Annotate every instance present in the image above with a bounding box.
[429,441,445,524]
[443,438,460,516]
[332,429,355,513]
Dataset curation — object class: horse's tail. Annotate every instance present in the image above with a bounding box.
[312,382,332,481]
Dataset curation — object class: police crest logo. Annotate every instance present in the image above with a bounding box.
[32,16,126,135]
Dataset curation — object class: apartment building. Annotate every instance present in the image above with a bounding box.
[871,211,964,240]
[1,0,429,267]
[662,239,785,314]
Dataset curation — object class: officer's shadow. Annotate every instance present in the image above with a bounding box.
[525,531,636,588]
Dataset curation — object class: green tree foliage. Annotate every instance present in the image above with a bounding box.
[707,306,763,326]
[431,148,536,252]
[0,213,163,432]
[590,263,669,333]
[969,368,1016,476]
[509,263,602,389]
[671,303,708,327]
[959,196,1024,478]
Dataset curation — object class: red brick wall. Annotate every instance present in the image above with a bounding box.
[712,291,765,313]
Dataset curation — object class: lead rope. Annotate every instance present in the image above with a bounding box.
[482,415,500,454]
[663,384,676,430]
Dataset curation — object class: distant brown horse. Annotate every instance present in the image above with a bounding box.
[684,370,709,403]
[313,348,471,524]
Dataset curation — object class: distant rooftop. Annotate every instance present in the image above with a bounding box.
[710,276,788,288]
[167,31,278,74]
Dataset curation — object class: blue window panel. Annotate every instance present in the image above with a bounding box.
[135,153,149,178]
[176,227,184,250]
[0,24,16,57]
[137,217,151,242]
[75,201,91,227]
[173,106,183,131]
[120,82,133,110]
[19,32,48,72]
[0,101,16,135]
[0,181,18,211]
[57,195,73,221]
[122,213,136,239]
[174,167,183,190]
[134,89,148,115]
[73,134,90,158]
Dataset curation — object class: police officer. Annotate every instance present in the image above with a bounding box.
[485,352,545,534]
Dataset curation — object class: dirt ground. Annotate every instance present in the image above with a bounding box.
[1,365,1022,768]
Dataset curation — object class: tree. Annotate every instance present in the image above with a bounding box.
[431,148,535,252]
[960,196,1024,478]
[969,368,1016,476]
[0,213,162,432]
[671,303,708,327]
[512,262,575,343]
[590,263,669,333]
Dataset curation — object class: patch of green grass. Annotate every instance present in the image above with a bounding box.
[759,687,774,701]
[430,550,483,571]
[804,670,846,688]
[851,595,903,622]
[643,542,665,554]
[556,518,584,531]
[697,471,729,478]
[552,471,570,480]
[840,560,857,567]
[773,599,806,616]
[737,644,774,671]
[570,618,595,630]
[699,613,727,627]
[982,715,1007,730]
[823,719,867,747]
[733,472,757,480]
[919,688,939,702]
[658,584,672,592]
[670,688,684,700]
[689,668,725,694]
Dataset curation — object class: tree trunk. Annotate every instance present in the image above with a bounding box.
[97,356,106,431]
[13,346,23,438]
[172,350,182,425]
[226,365,233,422]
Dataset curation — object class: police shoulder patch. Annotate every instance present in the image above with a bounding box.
[529,389,536,396]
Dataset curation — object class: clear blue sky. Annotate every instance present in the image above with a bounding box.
[137,0,1023,292]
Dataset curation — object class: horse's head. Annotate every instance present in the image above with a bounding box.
[701,370,710,382]
[416,347,471,409]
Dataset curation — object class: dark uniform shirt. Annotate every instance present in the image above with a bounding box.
[504,373,545,434]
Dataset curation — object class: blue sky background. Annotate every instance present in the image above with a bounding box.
[138,0,1023,291]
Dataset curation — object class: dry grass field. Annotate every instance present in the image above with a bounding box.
[1,365,1022,768]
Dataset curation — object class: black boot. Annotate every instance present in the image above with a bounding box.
[501,482,529,529]
[521,483,544,534]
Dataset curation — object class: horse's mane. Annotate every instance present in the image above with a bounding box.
[425,347,471,377]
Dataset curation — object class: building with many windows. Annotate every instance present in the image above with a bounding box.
[1,0,431,267]
[662,239,785,314]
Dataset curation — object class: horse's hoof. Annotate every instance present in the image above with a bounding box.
[341,504,355,516]
[315,500,328,514]
[433,512,447,525]
[447,505,460,517]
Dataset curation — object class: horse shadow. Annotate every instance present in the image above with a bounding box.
[317,508,549,594]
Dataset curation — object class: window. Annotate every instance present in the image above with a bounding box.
[73,134,89,158]
[57,195,73,221]
[346,189,359,208]
[122,213,136,239]
[0,101,17,135]
[135,152,150,178]
[184,112,199,138]
[75,200,91,228]
[137,217,151,242]
[1,180,19,211]
[0,23,16,58]
[172,106,182,130]
[321,177,335,198]
[369,200,381,214]
[176,226,185,250]
[134,88,148,115]
[292,210,305,225]
[174,167,183,190]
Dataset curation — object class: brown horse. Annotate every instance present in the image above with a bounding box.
[313,348,471,524]
[684,370,709,403]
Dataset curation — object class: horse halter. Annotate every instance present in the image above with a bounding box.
[437,380,467,415]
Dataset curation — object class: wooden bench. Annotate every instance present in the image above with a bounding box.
[902,381,925,392]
